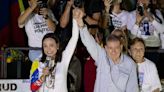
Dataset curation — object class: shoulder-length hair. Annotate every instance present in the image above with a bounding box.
[40,33,62,63]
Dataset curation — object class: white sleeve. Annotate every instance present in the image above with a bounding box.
[150,63,162,91]
[152,20,164,33]
[127,11,136,31]
[130,24,141,37]
[61,19,79,70]
[156,10,164,23]
[126,62,139,92]
[152,10,164,33]
[80,25,103,64]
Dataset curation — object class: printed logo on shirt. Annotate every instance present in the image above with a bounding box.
[139,18,155,36]
[33,22,49,33]
[112,17,122,29]
[32,15,50,34]
[138,72,144,88]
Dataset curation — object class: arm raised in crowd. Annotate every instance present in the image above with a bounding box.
[75,8,103,62]
[61,16,79,70]
[18,0,56,31]
[39,8,56,32]
[100,0,112,29]
[18,0,38,28]
[60,0,73,28]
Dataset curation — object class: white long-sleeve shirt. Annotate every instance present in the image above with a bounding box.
[138,58,162,92]
[111,10,130,29]
[128,10,164,47]
[30,19,79,92]
[80,26,139,92]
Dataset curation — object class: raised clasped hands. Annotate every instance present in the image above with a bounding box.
[73,8,85,28]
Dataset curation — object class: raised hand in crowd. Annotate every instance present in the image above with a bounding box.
[60,0,74,28]
[67,0,74,7]
[39,7,49,18]
[29,0,38,10]
[18,0,39,27]
[73,8,85,28]
[104,0,112,13]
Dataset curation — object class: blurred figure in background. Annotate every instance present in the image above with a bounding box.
[129,37,162,92]
[128,0,164,47]
[101,0,130,38]
[18,0,57,61]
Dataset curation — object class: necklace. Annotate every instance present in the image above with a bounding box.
[45,58,56,89]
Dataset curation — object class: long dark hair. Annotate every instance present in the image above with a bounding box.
[40,33,62,63]
[148,0,163,24]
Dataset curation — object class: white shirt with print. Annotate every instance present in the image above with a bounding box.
[137,58,162,92]
[110,10,130,29]
[128,10,164,47]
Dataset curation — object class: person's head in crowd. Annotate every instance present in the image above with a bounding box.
[112,0,122,5]
[129,37,145,63]
[105,35,123,62]
[110,0,127,11]
[41,33,61,63]
[111,29,128,53]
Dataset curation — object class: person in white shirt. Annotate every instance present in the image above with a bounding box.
[75,8,139,92]
[128,0,164,47]
[18,0,57,61]
[30,8,80,92]
[102,0,130,33]
[129,37,162,92]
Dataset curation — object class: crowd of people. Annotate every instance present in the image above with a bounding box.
[18,0,164,92]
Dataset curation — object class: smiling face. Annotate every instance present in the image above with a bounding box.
[43,38,58,58]
[129,41,145,63]
[105,40,123,62]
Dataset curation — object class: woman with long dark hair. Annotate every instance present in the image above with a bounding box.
[29,9,80,92]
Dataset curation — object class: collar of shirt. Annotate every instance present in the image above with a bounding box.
[106,53,124,66]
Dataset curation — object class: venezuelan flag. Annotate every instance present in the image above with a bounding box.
[30,60,42,91]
